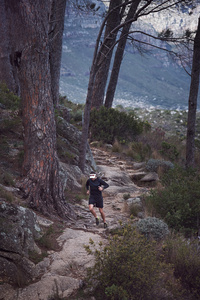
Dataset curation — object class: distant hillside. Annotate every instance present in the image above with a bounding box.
[60,1,200,110]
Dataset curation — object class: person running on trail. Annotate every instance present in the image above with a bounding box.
[86,171,109,228]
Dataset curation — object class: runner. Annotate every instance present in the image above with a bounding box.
[86,171,109,228]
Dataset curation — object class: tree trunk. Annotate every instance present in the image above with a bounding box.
[91,0,123,109]
[104,0,141,108]
[186,17,200,168]
[49,0,67,107]
[79,65,96,172]
[3,0,74,219]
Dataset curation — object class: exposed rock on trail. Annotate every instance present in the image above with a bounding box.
[0,147,150,300]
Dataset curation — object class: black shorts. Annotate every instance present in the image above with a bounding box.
[89,195,103,208]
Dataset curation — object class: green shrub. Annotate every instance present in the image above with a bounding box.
[160,141,179,161]
[130,141,152,161]
[1,117,22,133]
[85,224,164,300]
[59,95,84,111]
[146,158,174,172]
[163,235,200,299]
[112,140,123,153]
[136,217,169,241]
[59,95,71,107]
[0,170,15,186]
[36,225,58,251]
[58,95,84,124]
[89,107,144,144]
[28,250,48,264]
[71,109,82,122]
[0,82,20,110]
[129,203,142,217]
[145,166,200,236]
[137,128,183,164]
[137,127,165,154]
[123,193,130,200]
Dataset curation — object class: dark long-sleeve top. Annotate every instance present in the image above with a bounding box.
[86,177,109,197]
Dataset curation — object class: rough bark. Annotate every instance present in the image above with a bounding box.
[104,0,141,108]
[3,0,74,219]
[49,0,67,107]
[186,17,200,168]
[91,0,123,109]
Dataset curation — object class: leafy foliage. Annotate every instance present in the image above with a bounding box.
[0,82,20,110]
[146,158,174,172]
[123,193,130,200]
[58,95,84,125]
[130,141,152,161]
[163,234,200,299]
[160,141,179,161]
[1,117,22,133]
[145,166,200,236]
[89,107,145,144]
[85,224,164,300]
[137,217,169,241]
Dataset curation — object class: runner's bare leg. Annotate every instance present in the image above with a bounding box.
[89,204,97,218]
[99,208,106,223]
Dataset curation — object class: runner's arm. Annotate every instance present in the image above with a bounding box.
[86,179,90,191]
[99,179,109,190]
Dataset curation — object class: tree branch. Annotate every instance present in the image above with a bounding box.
[138,0,190,17]
[97,28,193,76]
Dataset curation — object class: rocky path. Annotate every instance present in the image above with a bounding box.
[88,148,148,229]
[0,148,148,300]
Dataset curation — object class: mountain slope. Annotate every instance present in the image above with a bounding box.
[60,1,200,110]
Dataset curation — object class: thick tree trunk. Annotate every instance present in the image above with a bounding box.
[19,45,68,217]
[49,0,67,107]
[104,0,141,108]
[186,17,200,168]
[91,0,123,109]
[3,0,74,219]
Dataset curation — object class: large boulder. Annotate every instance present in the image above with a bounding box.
[0,201,41,286]
[59,162,83,190]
